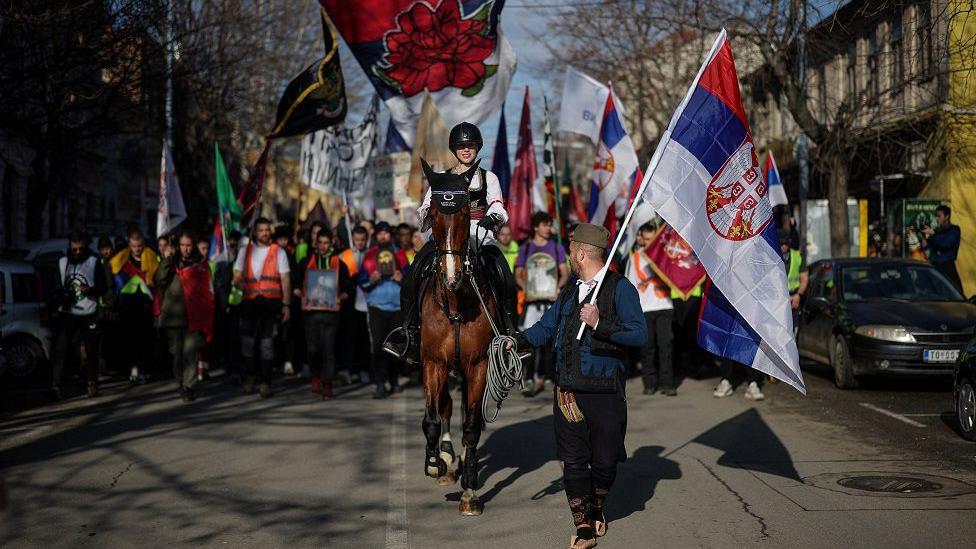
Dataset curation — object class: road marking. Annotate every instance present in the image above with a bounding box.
[385,394,408,549]
[900,413,942,417]
[859,403,927,428]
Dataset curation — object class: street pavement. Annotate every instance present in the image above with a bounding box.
[1,366,975,548]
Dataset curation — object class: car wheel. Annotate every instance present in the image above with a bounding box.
[2,336,45,379]
[957,379,976,442]
[831,335,859,389]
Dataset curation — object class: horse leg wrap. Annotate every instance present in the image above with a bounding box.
[459,446,479,490]
[439,440,456,468]
[423,417,446,477]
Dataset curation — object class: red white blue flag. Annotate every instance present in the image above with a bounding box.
[641,30,804,393]
[763,150,788,208]
[320,0,515,148]
[208,218,225,263]
[588,86,639,236]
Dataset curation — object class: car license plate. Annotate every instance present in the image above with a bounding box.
[923,349,959,363]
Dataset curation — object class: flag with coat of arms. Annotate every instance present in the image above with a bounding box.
[588,85,640,238]
[641,30,805,393]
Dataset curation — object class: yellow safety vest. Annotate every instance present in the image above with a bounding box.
[787,249,802,293]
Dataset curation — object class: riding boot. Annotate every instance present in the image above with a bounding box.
[384,242,435,364]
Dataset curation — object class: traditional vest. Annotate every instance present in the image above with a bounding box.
[468,168,489,221]
[555,271,626,393]
[59,255,99,316]
[242,243,283,300]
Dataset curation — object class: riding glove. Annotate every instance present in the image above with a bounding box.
[477,214,500,231]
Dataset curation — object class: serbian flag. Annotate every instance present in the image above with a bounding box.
[645,224,706,299]
[764,150,788,208]
[208,218,225,262]
[641,30,804,393]
[588,85,639,237]
[320,0,515,148]
[177,261,215,343]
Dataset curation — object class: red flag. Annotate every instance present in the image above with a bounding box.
[644,224,706,299]
[177,261,216,342]
[508,86,537,241]
[239,141,271,229]
[568,183,589,224]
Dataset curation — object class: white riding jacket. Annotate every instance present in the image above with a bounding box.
[417,166,508,245]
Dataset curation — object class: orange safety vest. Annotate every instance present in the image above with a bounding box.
[242,243,283,300]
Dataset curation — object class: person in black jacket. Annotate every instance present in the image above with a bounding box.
[513,223,646,549]
[51,231,110,399]
[296,228,353,399]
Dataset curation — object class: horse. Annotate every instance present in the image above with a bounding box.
[419,160,498,516]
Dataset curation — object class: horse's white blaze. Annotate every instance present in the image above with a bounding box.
[445,225,457,284]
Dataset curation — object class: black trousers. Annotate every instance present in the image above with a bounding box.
[671,296,702,375]
[641,310,674,390]
[340,308,370,376]
[934,261,964,294]
[719,358,762,387]
[554,382,628,510]
[239,299,281,386]
[117,293,153,372]
[52,313,99,387]
[304,311,339,383]
[367,307,401,388]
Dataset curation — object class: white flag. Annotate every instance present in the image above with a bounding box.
[557,66,625,143]
[157,143,186,237]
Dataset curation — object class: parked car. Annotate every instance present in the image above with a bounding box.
[0,259,52,379]
[954,336,976,441]
[798,258,976,389]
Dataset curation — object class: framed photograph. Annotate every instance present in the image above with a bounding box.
[303,268,339,311]
[524,252,559,303]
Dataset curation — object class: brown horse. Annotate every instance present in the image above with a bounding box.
[419,162,496,516]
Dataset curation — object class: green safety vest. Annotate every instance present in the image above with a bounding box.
[786,249,802,293]
[671,283,703,300]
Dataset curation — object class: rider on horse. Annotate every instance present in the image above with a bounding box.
[384,121,517,363]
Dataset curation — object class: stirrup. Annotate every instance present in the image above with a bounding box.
[382,327,420,365]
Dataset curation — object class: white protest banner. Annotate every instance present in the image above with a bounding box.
[300,96,379,196]
[557,66,625,143]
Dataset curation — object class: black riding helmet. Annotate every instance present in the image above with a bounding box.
[449,122,483,153]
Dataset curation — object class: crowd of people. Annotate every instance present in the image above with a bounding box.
[49,207,798,404]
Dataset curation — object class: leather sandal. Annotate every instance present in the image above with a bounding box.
[593,518,607,538]
[568,535,596,549]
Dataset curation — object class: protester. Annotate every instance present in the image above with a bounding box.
[296,221,325,265]
[390,121,516,364]
[233,218,291,398]
[155,231,215,402]
[922,204,963,293]
[274,224,300,376]
[515,211,568,395]
[195,236,210,261]
[513,223,646,549]
[212,229,241,379]
[714,358,765,401]
[297,229,352,399]
[95,235,119,375]
[157,235,172,259]
[396,223,416,263]
[779,227,808,334]
[497,223,519,272]
[360,221,408,398]
[626,222,676,396]
[50,231,110,399]
[110,229,159,384]
[338,225,371,385]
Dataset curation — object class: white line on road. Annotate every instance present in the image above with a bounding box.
[859,402,927,428]
[385,394,408,549]
[900,413,943,417]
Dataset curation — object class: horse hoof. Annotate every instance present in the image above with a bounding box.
[459,496,483,516]
[436,470,457,486]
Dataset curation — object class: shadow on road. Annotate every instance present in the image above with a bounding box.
[476,415,556,504]
[691,408,800,482]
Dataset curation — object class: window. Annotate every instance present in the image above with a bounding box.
[918,1,934,77]
[846,42,857,99]
[867,34,879,98]
[892,10,905,86]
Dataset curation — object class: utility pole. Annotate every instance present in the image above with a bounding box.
[165,0,174,149]
[796,0,810,257]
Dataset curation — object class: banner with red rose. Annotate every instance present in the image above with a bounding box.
[645,223,707,299]
[320,0,515,148]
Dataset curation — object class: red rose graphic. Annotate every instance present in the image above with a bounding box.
[383,0,495,97]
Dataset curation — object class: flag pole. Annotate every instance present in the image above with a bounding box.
[547,96,563,247]
[576,30,727,340]
[342,190,354,247]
